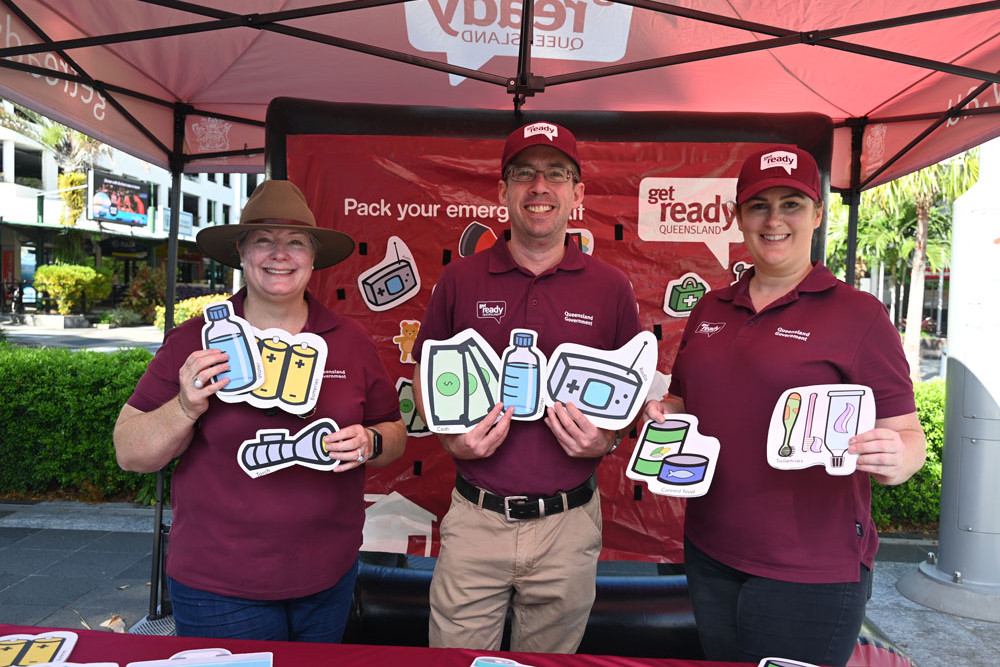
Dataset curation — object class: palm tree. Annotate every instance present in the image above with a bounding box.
[867,150,978,381]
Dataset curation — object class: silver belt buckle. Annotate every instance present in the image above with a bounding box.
[503,495,528,521]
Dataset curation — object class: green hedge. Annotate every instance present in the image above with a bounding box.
[0,342,154,501]
[870,379,945,530]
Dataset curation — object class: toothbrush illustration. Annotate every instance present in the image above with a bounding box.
[802,392,825,453]
[778,392,801,457]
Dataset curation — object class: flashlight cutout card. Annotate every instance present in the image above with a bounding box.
[545,330,657,431]
[397,377,430,437]
[626,414,720,497]
[237,418,341,478]
[499,329,547,421]
[358,235,421,311]
[0,631,77,666]
[201,301,265,397]
[767,384,874,476]
[420,329,502,433]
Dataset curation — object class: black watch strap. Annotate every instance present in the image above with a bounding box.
[366,427,383,460]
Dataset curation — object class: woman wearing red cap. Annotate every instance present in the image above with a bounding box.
[643,146,926,666]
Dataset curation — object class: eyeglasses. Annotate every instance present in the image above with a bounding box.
[505,166,578,183]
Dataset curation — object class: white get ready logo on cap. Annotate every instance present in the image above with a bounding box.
[760,150,798,175]
[524,123,558,141]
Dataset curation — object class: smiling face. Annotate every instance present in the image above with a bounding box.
[238,228,316,302]
[498,145,584,248]
[736,186,823,279]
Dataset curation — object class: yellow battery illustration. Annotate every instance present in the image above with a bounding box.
[253,337,290,400]
[0,639,27,667]
[281,344,319,405]
[20,637,64,665]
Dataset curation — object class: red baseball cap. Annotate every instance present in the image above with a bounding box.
[501,122,580,176]
[736,145,821,204]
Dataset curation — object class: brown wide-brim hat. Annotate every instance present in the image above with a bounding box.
[196,180,355,270]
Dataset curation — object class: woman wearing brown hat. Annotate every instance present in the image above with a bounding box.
[643,147,925,665]
[113,180,405,642]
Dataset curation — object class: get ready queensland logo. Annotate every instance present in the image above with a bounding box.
[404,0,633,85]
[638,178,745,268]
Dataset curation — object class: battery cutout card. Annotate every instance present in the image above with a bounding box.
[0,631,77,666]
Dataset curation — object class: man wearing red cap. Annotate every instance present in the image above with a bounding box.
[412,122,641,653]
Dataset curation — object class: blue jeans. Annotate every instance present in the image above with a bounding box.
[684,539,871,666]
[167,558,359,642]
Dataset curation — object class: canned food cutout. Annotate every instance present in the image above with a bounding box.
[626,414,720,498]
[767,384,874,476]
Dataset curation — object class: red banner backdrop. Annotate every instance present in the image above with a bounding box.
[275,103,832,562]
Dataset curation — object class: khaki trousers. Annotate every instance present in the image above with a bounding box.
[428,486,602,653]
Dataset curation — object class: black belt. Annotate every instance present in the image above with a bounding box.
[455,473,597,521]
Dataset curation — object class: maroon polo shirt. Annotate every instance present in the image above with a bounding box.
[670,263,916,583]
[414,233,642,497]
[128,289,400,599]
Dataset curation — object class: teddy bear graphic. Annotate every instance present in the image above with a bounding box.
[393,320,421,364]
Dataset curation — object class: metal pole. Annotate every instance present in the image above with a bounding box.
[898,137,1000,622]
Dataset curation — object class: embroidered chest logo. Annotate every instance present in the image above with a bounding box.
[323,369,348,380]
[695,321,726,337]
[774,327,812,342]
[563,310,594,326]
[477,301,506,324]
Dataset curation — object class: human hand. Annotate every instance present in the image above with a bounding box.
[177,348,230,420]
[438,402,514,460]
[322,424,372,471]
[849,415,926,486]
[545,401,615,458]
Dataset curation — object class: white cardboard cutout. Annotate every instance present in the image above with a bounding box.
[420,329,502,433]
[126,649,272,667]
[566,227,594,255]
[499,328,548,421]
[470,658,537,667]
[626,414,720,498]
[0,631,77,666]
[237,418,341,478]
[767,384,874,476]
[545,330,658,431]
[391,319,421,364]
[357,235,421,311]
[396,377,431,437]
[663,271,709,317]
[242,329,327,415]
[421,329,656,433]
[200,301,265,396]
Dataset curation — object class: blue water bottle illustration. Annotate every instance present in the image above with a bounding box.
[500,330,542,418]
[203,303,259,393]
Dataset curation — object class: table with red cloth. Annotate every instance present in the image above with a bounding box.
[0,625,749,667]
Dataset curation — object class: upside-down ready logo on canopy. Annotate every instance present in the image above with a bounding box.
[404,0,633,85]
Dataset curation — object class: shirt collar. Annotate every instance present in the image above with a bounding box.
[488,229,586,275]
[230,287,338,334]
[718,261,837,310]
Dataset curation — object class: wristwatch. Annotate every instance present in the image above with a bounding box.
[607,430,624,455]
[366,427,383,461]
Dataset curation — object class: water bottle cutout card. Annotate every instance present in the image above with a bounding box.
[0,631,77,666]
[500,329,547,421]
[237,418,341,478]
[420,329,503,433]
[396,377,431,438]
[626,414,720,498]
[357,235,421,312]
[201,302,265,397]
[125,648,272,667]
[767,384,874,476]
[544,330,658,431]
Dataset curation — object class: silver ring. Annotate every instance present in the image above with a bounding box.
[193,377,204,389]
[357,451,365,463]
